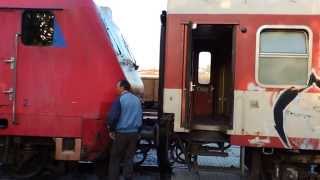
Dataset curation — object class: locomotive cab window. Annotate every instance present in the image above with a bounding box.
[198,51,212,85]
[257,26,312,87]
[22,10,55,46]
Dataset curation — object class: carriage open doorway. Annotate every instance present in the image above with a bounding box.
[184,24,235,131]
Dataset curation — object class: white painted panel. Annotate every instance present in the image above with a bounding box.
[229,91,245,135]
[231,90,320,139]
[168,0,320,15]
[163,88,188,132]
[285,91,320,137]
[242,91,278,136]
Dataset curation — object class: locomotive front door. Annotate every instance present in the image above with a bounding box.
[0,10,20,126]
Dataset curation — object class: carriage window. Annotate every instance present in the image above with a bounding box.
[22,10,55,46]
[258,29,310,86]
[198,52,212,84]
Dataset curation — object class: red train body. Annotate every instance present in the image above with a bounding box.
[164,0,320,149]
[0,0,143,165]
[158,0,320,178]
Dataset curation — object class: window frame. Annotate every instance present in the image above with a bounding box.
[255,25,313,88]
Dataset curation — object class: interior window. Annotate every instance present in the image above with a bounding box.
[198,51,212,85]
[22,10,55,46]
[258,29,310,86]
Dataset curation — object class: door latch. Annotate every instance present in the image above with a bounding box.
[4,57,16,69]
[190,82,196,92]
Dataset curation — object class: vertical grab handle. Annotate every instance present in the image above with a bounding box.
[11,33,21,124]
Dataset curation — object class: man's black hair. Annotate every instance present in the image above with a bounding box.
[119,80,131,91]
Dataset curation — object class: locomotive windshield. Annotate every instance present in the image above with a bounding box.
[96,6,144,95]
[97,6,136,64]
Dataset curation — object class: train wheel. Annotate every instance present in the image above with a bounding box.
[5,150,46,179]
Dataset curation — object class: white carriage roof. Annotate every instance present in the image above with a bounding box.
[167,0,320,15]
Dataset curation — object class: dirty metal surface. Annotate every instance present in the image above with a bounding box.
[0,146,243,179]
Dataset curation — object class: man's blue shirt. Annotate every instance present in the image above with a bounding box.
[107,92,143,133]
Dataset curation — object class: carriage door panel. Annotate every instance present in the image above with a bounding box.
[0,11,20,125]
[182,22,193,129]
[193,52,213,118]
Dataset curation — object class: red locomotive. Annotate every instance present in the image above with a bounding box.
[0,0,143,177]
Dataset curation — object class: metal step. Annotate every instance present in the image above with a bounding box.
[198,150,228,157]
[189,130,229,143]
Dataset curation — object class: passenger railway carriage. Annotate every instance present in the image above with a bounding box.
[158,0,320,178]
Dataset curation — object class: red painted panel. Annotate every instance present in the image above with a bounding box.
[0,0,87,9]
[0,114,82,137]
[231,135,284,149]
[164,17,185,89]
[166,14,320,149]
[14,8,124,119]
[0,10,20,123]
[165,14,320,91]
[193,90,213,117]
[231,135,320,150]
[0,1,140,160]
[82,118,109,160]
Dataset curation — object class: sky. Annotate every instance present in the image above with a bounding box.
[94,0,167,70]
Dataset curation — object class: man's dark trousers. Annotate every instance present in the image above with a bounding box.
[108,132,138,180]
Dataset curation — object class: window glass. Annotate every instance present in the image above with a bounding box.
[97,7,134,60]
[260,31,307,54]
[258,57,309,85]
[22,10,55,46]
[258,29,310,86]
[198,52,211,84]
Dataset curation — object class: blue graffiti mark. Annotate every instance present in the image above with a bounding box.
[53,19,66,48]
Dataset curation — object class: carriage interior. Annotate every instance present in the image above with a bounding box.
[189,24,235,131]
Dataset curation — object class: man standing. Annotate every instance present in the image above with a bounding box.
[107,80,143,180]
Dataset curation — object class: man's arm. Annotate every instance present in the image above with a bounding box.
[107,98,121,132]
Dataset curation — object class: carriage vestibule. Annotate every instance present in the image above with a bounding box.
[187,24,234,129]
